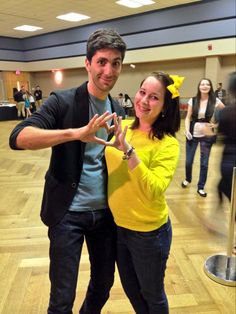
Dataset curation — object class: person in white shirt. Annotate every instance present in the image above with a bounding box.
[181,78,224,197]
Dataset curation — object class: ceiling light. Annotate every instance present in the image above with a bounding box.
[116,0,142,8]
[134,0,155,4]
[14,25,43,32]
[56,12,90,22]
[116,0,155,8]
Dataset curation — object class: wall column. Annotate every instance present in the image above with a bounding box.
[205,56,222,89]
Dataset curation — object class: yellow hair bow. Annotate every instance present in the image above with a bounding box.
[167,75,185,99]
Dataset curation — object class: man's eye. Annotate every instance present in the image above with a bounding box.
[98,60,106,65]
[113,61,121,67]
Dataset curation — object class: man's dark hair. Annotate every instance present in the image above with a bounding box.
[86,28,126,62]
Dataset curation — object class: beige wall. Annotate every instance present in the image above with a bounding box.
[30,55,235,101]
[1,38,235,101]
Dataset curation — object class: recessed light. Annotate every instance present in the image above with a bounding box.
[56,12,90,22]
[135,0,155,4]
[14,25,43,32]
[116,0,155,8]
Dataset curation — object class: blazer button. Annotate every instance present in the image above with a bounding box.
[71,182,77,188]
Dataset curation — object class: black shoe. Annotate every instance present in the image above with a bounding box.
[181,180,189,188]
[197,189,207,197]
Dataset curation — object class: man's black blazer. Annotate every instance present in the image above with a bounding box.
[9,82,125,226]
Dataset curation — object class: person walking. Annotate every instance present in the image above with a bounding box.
[217,73,236,201]
[34,85,43,109]
[214,82,227,104]
[105,71,183,313]
[181,78,224,197]
[122,93,133,118]
[14,86,26,118]
[9,28,126,314]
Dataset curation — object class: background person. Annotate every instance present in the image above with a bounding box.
[214,82,227,104]
[14,86,26,119]
[28,91,36,112]
[117,92,124,106]
[181,78,224,197]
[122,93,133,118]
[218,72,236,202]
[34,85,43,109]
[105,72,183,314]
[9,28,126,314]
[23,91,32,118]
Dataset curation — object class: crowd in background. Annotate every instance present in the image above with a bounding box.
[13,85,42,119]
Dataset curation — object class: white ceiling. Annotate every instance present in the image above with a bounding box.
[0,0,201,38]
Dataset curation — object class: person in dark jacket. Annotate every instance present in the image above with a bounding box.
[9,28,126,314]
[34,85,43,109]
[14,86,26,118]
[218,72,236,202]
[214,82,227,104]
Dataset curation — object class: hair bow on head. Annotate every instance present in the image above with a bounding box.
[167,75,185,99]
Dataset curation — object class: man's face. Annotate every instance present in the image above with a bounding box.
[85,48,122,99]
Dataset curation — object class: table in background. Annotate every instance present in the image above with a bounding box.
[0,104,18,121]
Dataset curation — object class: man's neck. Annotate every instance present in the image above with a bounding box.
[87,82,108,100]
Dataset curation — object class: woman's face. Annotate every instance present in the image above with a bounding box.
[199,79,211,94]
[134,76,165,126]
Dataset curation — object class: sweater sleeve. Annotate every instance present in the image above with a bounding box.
[128,138,180,201]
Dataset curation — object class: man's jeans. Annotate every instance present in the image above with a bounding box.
[116,219,172,314]
[185,137,213,190]
[47,209,116,314]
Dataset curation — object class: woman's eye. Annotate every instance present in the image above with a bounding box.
[150,96,158,101]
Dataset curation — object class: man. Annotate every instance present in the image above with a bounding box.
[9,28,126,314]
[117,92,124,106]
[34,85,43,109]
[14,85,26,118]
[215,82,227,104]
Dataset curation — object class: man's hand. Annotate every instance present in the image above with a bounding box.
[78,111,117,145]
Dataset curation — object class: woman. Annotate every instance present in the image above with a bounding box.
[105,72,183,313]
[24,91,32,118]
[181,78,224,197]
[122,93,133,117]
[218,72,236,202]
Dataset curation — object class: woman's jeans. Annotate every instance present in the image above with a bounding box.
[116,219,172,314]
[47,209,116,314]
[185,137,213,190]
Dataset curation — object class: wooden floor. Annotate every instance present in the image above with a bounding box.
[0,119,235,314]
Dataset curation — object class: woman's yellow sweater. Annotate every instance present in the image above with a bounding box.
[105,121,180,232]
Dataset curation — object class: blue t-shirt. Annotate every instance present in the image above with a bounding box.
[69,94,112,212]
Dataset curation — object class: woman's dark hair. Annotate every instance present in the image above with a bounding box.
[86,28,127,62]
[13,87,18,96]
[131,71,181,139]
[192,78,216,120]
[124,93,132,102]
[196,78,216,106]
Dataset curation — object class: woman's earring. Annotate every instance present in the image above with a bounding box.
[161,112,165,118]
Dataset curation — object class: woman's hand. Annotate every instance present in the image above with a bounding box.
[185,130,193,140]
[106,116,130,152]
[203,122,216,136]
